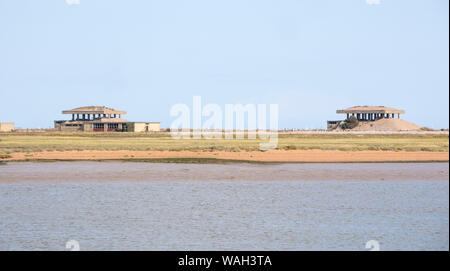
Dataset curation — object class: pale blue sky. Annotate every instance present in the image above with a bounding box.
[0,0,448,129]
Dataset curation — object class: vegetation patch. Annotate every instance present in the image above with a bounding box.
[0,133,448,154]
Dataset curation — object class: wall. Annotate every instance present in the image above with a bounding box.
[0,123,15,132]
[148,122,160,132]
[83,123,93,132]
[129,122,160,132]
[55,121,83,132]
[130,122,146,132]
[327,120,342,130]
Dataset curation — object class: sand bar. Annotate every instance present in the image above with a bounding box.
[2,150,448,163]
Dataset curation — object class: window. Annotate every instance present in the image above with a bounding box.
[108,123,119,129]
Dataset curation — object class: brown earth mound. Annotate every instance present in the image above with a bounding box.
[351,118,422,131]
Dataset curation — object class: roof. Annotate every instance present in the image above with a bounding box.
[133,122,161,124]
[336,106,405,114]
[58,118,129,124]
[62,106,126,115]
[94,118,129,123]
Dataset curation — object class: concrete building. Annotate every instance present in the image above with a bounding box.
[327,106,405,130]
[0,122,14,132]
[55,106,160,132]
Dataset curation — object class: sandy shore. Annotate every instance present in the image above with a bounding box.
[2,150,449,163]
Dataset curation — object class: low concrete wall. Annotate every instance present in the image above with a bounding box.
[148,122,160,132]
[129,122,160,132]
[327,120,342,130]
[0,123,14,132]
[83,123,93,132]
[55,121,83,132]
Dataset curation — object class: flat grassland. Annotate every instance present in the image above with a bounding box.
[0,132,448,162]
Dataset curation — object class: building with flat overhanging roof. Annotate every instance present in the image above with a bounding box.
[327,106,406,130]
[336,106,405,121]
[55,106,160,132]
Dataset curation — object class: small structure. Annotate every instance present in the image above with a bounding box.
[0,122,14,132]
[328,106,405,130]
[55,106,160,132]
[128,122,161,133]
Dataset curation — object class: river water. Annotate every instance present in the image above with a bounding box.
[0,162,448,250]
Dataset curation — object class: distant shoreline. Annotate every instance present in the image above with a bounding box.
[1,132,448,163]
[2,150,448,163]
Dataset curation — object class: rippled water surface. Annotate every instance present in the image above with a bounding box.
[0,162,448,250]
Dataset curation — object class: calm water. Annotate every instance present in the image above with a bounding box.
[0,162,448,250]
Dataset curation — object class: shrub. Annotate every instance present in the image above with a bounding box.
[284,145,297,150]
[341,116,359,130]
[0,152,11,159]
[420,127,435,131]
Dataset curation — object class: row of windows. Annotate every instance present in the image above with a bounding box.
[93,123,127,130]
[93,124,121,128]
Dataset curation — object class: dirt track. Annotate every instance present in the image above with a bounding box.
[3,150,449,163]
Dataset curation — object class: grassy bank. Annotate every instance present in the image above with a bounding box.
[0,132,448,154]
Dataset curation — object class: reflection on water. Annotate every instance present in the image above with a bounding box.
[0,162,448,250]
